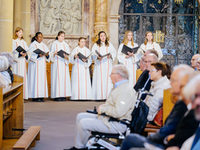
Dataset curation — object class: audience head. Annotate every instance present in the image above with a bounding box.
[149,62,171,81]
[196,58,200,71]
[0,56,9,72]
[78,37,87,48]
[144,49,159,58]
[31,32,43,43]
[170,64,194,103]
[183,75,200,121]
[144,31,154,45]
[191,54,200,69]
[143,53,158,71]
[139,56,146,71]
[56,31,65,42]
[96,31,109,47]
[122,30,134,46]
[13,27,24,40]
[110,64,129,85]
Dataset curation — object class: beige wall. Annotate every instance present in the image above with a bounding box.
[0,0,31,52]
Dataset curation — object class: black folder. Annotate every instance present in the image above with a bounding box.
[95,50,110,58]
[57,50,69,59]
[77,52,88,62]
[16,46,26,53]
[33,49,46,55]
[121,45,138,55]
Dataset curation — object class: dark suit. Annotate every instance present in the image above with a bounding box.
[121,100,188,150]
[134,70,152,100]
[166,109,199,148]
[148,100,188,145]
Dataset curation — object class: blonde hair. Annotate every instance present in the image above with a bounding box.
[144,31,153,45]
[122,30,134,46]
[13,27,24,40]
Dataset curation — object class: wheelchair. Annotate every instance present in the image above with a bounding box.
[86,89,152,150]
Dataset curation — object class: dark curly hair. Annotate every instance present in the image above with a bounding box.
[96,31,109,47]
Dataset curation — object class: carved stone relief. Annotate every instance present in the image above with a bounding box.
[39,0,82,35]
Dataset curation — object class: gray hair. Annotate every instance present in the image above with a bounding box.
[173,64,194,80]
[146,53,158,62]
[112,64,129,80]
[183,74,200,101]
[0,56,9,72]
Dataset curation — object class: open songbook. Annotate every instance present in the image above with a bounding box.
[77,52,91,62]
[57,50,70,59]
[16,46,28,59]
[121,45,138,55]
[95,50,111,58]
[33,49,49,58]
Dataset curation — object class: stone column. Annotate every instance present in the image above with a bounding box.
[13,0,22,30]
[21,0,31,44]
[94,0,108,39]
[0,0,14,52]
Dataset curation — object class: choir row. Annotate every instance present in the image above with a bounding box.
[12,27,163,101]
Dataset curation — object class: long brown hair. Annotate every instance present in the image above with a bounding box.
[122,30,134,46]
[151,62,171,79]
[96,31,109,47]
[13,27,24,40]
[144,31,154,45]
[56,31,65,40]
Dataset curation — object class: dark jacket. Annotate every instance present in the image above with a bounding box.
[166,109,199,148]
[147,100,188,145]
[134,70,152,100]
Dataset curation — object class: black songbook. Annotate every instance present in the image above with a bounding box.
[34,49,46,55]
[57,50,69,59]
[95,50,111,58]
[16,46,27,58]
[121,45,138,55]
[77,52,89,62]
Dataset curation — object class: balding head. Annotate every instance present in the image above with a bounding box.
[191,54,200,69]
[144,53,158,71]
[170,64,194,101]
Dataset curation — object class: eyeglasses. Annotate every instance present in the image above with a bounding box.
[149,69,157,73]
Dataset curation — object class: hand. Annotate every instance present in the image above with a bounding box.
[64,54,69,60]
[74,54,79,59]
[82,58,87,62]
[127,52,134,57]
[97,56,102,61]
[167,134,175,142]
[54,52,57,56]
[45,52,49,57]
[125,55,130,58]
[39,54,44,57]
[107,54,111,59]
[20,52,26,57]
[166,146,179,150]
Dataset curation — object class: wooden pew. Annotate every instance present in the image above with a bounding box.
[144,88,174,135]
[0,74,24,149]
[12,126,40,150]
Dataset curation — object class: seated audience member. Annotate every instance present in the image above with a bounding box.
[146,62,171,122]
[180,75,200,150]
[196,58,200,71]
[134,53,158,100]
[67,65,136,150]
[191,54,200,70]
[121,64,195,150]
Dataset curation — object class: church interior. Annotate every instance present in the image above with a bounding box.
[0,0,200,150]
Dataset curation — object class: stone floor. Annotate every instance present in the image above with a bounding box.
[24,100,103,150]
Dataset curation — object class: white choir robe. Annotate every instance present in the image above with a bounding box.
[118,42,139,87]
[12,38,29,99]
[137,42,163,60]
[50,40,71,98]
[92,42,116,100]
[71,46,92,100]
[27,41,49,98]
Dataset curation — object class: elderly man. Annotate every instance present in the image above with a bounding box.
[134,53,158,100]
[191,54,200,70]
[121,64,196,150]
[169,74,200,150]
[67,65,136,150]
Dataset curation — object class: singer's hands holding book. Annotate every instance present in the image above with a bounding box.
[20,51,27,57]
[64,53,69,60]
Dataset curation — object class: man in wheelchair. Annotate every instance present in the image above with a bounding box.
[66,65,137,150]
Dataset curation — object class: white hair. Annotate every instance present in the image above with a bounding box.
[0,56,9,72]
[146,53,158,62]
[173,64,194,79]
[183,74,200,101]
[112,64,129,80]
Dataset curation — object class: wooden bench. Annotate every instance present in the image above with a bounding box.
[144,88,174,135]
[13,126,40,150]
[0,74,24,149]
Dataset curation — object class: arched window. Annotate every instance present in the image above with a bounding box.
[119,0,199,66]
